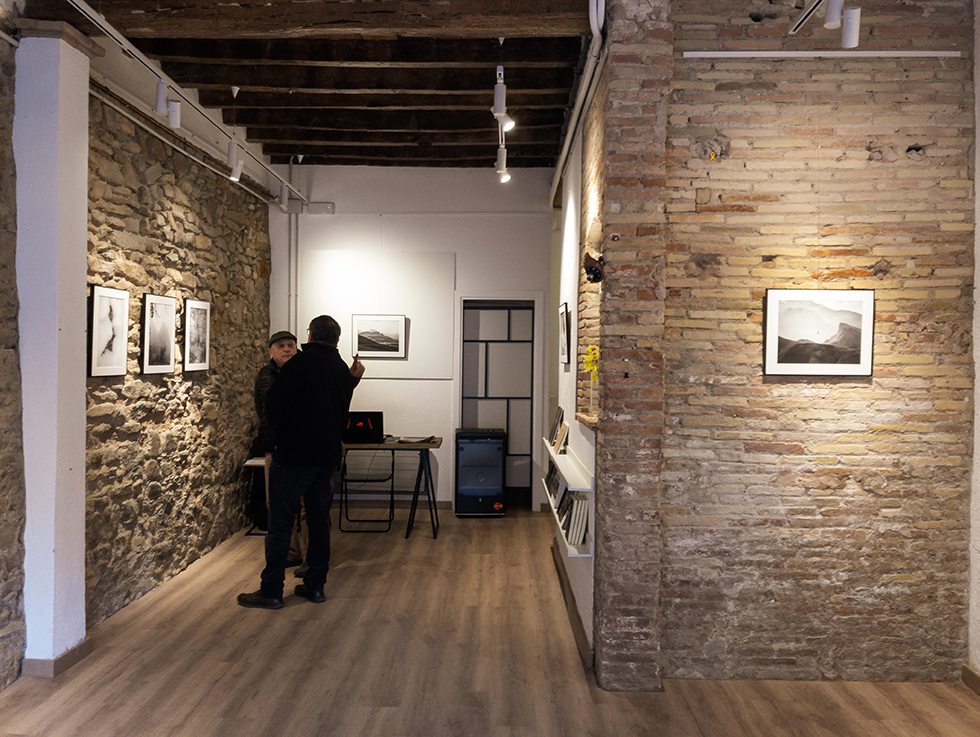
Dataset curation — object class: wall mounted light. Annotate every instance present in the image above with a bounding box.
[167,99,181,129]
[492,66,516,132]
[842,7,861,48]
[824,0,844,29]
[156,80,168,115]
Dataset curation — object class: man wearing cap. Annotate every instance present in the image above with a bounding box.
[249,331,304,564]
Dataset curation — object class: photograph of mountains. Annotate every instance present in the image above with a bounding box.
[356,319,401,353]
[776,300,862,365]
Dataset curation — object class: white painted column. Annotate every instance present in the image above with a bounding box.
[13,33,91,668]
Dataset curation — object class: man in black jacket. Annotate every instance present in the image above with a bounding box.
[238,315,364,609]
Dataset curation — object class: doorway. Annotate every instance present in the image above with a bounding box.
[461,300,535,508]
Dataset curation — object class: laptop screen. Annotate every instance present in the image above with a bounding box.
[343,411,384,444]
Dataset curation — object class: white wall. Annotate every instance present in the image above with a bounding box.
[556,135,596,645]
[269,166,554,507]
[14,35,89,662]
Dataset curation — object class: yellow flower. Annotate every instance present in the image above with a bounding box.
[583,344,599,382]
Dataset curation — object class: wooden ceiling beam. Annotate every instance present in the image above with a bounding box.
[228,108,564,129]
[162,62,574,92]
[132,36,585,64]
[198,90,571,110]
[24,0,591,39]
[246,127,562,145]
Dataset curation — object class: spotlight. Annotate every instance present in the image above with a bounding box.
[156,80,168,115]
[496,145,511,183]
[167,99,181,129]
[230,160,244,182]
[492,66,516,132]
[842,7,861,48]
[227,140,239,179]
[824,0,844,29]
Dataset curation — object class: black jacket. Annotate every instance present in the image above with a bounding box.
[251,359,280,455]
[266,341,359,468]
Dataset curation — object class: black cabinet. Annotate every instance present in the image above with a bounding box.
[455,429,506,517]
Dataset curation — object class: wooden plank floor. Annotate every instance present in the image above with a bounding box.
[1,510,978,736]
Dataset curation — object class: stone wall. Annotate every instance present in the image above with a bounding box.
[0,20,28,691]
[85,94,270,625]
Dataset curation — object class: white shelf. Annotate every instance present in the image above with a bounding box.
[543,438,594,558]
[543,438,593,491]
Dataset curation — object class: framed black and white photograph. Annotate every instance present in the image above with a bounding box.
[558,302,570,364]
[352,314,407,359]
[142,293,177,374]
[764,289,874,376]
[183,299,210,371]
[90,285,130,377]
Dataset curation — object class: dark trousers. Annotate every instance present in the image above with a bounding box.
[260,462,334,599]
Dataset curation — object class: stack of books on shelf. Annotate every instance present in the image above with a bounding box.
[557,490,588,547]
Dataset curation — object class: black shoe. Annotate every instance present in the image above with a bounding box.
[294,563,309,578]
[237,590,284,610]
[285,558,302,567]
[295,584,326,603]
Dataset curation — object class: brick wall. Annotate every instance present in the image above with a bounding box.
[592,0,673,691]
[588,0,973,687]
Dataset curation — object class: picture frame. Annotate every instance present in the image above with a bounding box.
[764,289,874,376]
[352,314,407,359]
[89,285,130,377]
[558,302,570,364]
[142,293,177,374]
[183,299,211,371]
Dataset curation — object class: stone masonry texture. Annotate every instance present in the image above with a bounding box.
[85,94,271,626]
[589,0,973,687]
[0,27,28,691]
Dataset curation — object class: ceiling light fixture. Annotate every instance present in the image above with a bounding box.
[496,144,511,183]
[227,140,241,181]
[492,66,516,132]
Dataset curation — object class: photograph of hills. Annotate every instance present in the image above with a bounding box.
[353,315,406,358]
[777,300,862,365]
[764,290,874,376]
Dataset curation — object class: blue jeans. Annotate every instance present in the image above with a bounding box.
[260,462,334,599]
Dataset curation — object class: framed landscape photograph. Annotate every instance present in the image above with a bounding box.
[558,302,570,364]
[764,289,874,377]
[142,293,177,374]
[90,285,130,377]
[352,314,407,359]
[184,299,211,371]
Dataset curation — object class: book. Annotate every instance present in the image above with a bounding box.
[548,406,564,444]
[552,421,568,454]
[568,498,589,547]
[554,477,569,511]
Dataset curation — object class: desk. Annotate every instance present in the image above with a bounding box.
[340,437,442,539]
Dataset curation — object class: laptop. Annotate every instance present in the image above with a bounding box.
[343,411,385,444]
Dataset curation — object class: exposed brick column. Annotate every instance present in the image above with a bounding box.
[592,0,672,691]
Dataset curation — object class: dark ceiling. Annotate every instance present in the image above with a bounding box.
[23,1,594,168]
